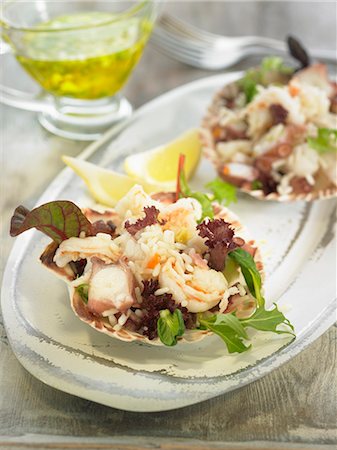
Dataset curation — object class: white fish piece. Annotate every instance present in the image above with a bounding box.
[222,162,259,185]
[54,234,119,267]
[216,140,252,162]
[253,124,286,156]
[286,144,321,178]
[290,81,330,122]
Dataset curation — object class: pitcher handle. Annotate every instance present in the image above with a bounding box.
[0,39,53,112]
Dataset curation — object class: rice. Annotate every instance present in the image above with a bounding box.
[155,287,170,296]
[152,263,161,278]
[134,286,142,303]
[134,309,144,318]
[108,315,117,326]
[118,311,131,326]
[102,308,118,317]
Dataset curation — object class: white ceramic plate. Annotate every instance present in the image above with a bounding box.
[2,73,336,412]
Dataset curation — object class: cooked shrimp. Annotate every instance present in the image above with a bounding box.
[159,257,228,313]
[54,233,119,267]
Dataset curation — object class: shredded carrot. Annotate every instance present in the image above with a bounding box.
[147,253,160,269]
[212,125,222,139]
[223,165,230,176]
[289,84,300,97]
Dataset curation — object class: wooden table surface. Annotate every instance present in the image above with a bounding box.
[1,2,336,449]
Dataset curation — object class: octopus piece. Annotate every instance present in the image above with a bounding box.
[86,257,135,315]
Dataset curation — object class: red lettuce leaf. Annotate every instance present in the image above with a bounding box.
[124,206,161,236]
[140,279,196,340]
[10,201,93,244]
[197,219,244,271]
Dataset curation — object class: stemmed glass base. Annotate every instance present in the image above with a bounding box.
[38,95,133,141]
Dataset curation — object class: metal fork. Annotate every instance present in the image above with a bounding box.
[151,14,336,69]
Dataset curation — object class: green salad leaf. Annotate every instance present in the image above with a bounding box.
[75,284,89,304]
[240,71,260,103]
[261,56,293,74]
[10,201,93,244]
[197,247,295,353]
[198,303,294,354]
[157,309,185,346]
[251,180,263,191]
[240,304,294,335]
[229,248,264,307]
[240,56,293,103]
[189,191,215,221]
[307,128,337,154]
[198,313,251,353]
[206,178,237,207]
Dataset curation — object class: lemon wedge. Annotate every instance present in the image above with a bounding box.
[124,128,202,190]
[62,156,159,207]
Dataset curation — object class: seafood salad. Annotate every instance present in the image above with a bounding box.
[202,58,337,200]
[10,180,294,352]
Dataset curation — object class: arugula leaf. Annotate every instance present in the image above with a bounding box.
[75,284,89,304]
[198,303,294,353]
[229,248,264,307]
[214,313,249,339]
[307,128,337,154]
[198,313,251,353]
[240,303,294,335]
[157,309,185,346]
[206,178,237,207]
[10,201,93,244]
[196,242,295,353]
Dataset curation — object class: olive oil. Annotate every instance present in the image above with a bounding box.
[16,12,152,99]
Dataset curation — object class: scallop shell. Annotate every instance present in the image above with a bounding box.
[201,85,337,203]
[41,197,263,346]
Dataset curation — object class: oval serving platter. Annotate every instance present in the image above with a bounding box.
[1,73,336,412]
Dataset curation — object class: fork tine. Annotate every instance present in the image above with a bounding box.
[159,14,222,44]
[150,37,203,65]
[151,28,209,57]
[150,31,208,67]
